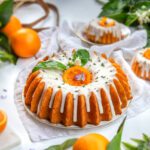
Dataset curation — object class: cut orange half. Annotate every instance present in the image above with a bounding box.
[0,110,7,133]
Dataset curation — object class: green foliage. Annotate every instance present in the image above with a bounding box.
[0,0,16,64]
[0,0,13,28]
[0,33,11,53]
[45,138,77,150]
[0,50,17,64]
[123,134,150,150]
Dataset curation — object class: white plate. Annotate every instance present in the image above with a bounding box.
[71,21,131,46]
[16,58,129,130]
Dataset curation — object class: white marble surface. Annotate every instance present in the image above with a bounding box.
[0,0,150,150]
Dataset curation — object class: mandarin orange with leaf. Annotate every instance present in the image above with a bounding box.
[11,28,41,58]
[1,16,22,38]
[73,133,109,150]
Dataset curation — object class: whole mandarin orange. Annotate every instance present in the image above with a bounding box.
[73,133,109,150]
[11,28,41,58]
[1,16,22,39]
[0,110,7,133]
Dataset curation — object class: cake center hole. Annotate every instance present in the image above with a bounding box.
[74,73,85,81]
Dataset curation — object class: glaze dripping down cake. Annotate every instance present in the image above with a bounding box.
[24,49,132,127]
[85,17,128,44]
[132,47,150,80]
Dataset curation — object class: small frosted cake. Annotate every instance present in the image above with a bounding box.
[85,17,126,44]
[132,48,150,80]
[24,49,132,128]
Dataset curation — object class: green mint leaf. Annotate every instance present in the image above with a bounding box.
[0,33,11,53]
[107,117,126,150]
[33,60,67,72]
[0,50,17,64]
[0,0,13,28]
[45,138,77,150]
[73,49,90,66]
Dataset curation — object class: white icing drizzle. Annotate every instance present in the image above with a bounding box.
[135,48,150,78]
[37,82,47,115]
[36,50,120,122]
[86,18,123,40]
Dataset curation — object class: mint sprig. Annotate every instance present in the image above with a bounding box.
[33,60,67,72]
[72,49,90,66]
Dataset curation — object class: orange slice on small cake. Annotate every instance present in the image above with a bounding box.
[99,17,115,27]
[143,48,150,59]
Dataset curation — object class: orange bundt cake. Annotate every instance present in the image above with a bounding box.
[24,49,132,127]
[85,17,128,44]
[132,47,150,80]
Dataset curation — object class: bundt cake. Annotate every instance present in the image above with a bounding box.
[132,47,150,80]
[24,49,132,128]
[85,17,128,44]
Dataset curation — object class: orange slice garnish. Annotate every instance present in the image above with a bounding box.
[0,110,7,133]
[99,17,115,27]
[143,48,150,59]
[63,66,92,86]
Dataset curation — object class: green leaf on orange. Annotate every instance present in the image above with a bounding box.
[107,117,126,150]
[45,138,77,150]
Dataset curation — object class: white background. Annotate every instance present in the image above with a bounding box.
[0,0,150,149]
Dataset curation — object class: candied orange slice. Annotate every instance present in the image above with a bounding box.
[63,66,92,86]
[99,17,115,27]
[143,48,150,59]
[0,110,7,133]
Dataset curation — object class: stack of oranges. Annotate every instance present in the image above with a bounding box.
[1,16,41,58]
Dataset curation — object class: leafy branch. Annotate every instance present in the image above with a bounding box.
[123,134,150,150]
[0,50,17,64]
[0,0,16,64]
